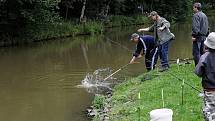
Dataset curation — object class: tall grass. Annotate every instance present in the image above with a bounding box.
[21,21,103,41]
[0,15,147,46]
[0,20,103,46]
[105,15,148,27]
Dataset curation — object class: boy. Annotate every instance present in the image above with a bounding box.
[195,32,215,121]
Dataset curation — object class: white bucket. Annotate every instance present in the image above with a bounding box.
[150,108,173,121]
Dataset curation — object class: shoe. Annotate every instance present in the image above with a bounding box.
[159,66,169,72]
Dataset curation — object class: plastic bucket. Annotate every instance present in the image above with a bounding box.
[150,108,173,121]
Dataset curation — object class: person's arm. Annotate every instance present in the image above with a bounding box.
[129,42,143,64]
[129,55,142,64]
[138,27,150,32]
[138,24,155,32]
[195,61,204,77]
[192,15,200,39]
[195,53,207,77]
[158,19,170,31]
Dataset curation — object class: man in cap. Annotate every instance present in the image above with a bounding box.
[137,11,175,72]
[129,33,158,71]
[195,32,215,121]
[192,2,209,66]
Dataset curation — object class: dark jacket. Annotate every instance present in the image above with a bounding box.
[195,50,215,89]
[192,11,209,38]
[133,35,156,57]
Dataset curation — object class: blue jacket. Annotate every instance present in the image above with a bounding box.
[133,35,156,57]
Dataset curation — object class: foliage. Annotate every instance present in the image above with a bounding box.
[20,0,61,24]
[93,94,106,109]
[81,21,104,35]
[1,0,215,46]
[136,0,193,22]
[0,21,103,46]
[106,15,148,27]
[94,63,204,121]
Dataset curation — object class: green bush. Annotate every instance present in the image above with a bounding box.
[93,95,106,109]
[106,15,148,27]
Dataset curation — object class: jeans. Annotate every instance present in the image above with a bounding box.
[192,39,205,66]
[157,40,170,68]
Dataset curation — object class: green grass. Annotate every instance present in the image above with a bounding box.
[21,21,103,41]
[93,63,204,121]
[0,21,104,46]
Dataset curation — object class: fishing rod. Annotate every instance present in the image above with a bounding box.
[106,37,133,53]
[106,37,201,92]
[103,63,130,81]
[106,37,193,66]
[167,71,201,93]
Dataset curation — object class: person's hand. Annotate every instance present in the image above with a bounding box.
[129,60,134,64]
[192,37,196,41]
[137,55,142,59]
[158,26,165,31]
[129,61,140,64]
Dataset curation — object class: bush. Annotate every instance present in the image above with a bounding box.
[93,95,105,109]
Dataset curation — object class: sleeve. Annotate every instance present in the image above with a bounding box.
[133,42,142,57]
[195,62,204,77]
[162,19,170,28]
[192,15,200,38]
[195,54,206,77]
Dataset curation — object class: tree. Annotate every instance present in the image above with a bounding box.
[80,0,86,22]
[61,0,74,19]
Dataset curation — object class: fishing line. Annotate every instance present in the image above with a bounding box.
[167,71,201,93]
[106,37,201,92]
[106,37,192,67]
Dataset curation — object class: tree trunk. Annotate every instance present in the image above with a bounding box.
[80,0,86,23]
[65,6,68,20]
[104,0,111,17]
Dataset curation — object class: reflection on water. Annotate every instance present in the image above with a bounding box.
[0,17,214,121]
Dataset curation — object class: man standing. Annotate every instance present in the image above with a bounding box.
[129,33,158,71]
[138,11,174,72]
[195,32,215,121]
[192,2,209,66]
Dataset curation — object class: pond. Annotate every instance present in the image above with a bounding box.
[0,16,214,121]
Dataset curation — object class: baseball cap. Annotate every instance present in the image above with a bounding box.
[130,33,139,41]
[148,11,158,17]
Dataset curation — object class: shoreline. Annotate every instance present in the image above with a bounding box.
[91,62,203,121]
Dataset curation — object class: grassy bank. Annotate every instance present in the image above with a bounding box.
[0,15,148,46]
[93,63,204,121]
[0,20,103,46]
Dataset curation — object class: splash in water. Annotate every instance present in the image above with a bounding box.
[76,68,116,94]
